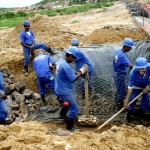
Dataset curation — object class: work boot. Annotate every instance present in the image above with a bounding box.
[24,66,28,76]
[66,118,80,132]
[124,110,132,123]
[47,47,58,55]
[138,108,147,125]
[0,119,13,126]
[59,106,68,120]
[41,95,47,106]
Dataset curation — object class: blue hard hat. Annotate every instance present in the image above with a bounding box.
[71,38,79,45]
[67,46,78,58]
[135,57,147,69]
[23,20,30,26]
[123,38,134,48]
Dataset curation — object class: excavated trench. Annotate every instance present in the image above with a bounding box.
[27,40,150,125]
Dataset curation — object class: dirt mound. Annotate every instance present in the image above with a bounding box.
[8,14,82,50]
[81,27,148,45]
[0,121,149,150]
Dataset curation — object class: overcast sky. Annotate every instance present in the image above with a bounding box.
[0,0,43,8]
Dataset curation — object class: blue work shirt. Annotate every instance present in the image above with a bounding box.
[0,72,4,94]
[20,30,35,46]
[33,54,54,78]
[55,58,76,95]
[113,49,130,74]
[75,48,93,73]
[128,64,150,88]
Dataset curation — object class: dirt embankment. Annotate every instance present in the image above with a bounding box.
[0,1,148,91]
[0,121,149,150]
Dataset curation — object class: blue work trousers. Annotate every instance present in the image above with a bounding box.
[113,73,126,101]
[37,76,56,96]
[128,89,149,111]
[57,93,78,118]
[23,43,49,67]
[81,71,93,91]
[0,99,8,122]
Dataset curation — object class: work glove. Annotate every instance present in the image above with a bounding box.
[79,64,88,75]
[143,85,150,94]
[124,99,129,109]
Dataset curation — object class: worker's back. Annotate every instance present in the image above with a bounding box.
[33,54,53,78]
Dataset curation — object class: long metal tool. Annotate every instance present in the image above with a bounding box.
[95,92,143,132]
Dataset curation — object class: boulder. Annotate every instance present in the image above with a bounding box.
[32,93,41,100]
[0,67,11,75]
[9,84,15,91]
[3,73,8,78]
[5,85,11,95]
[9,74,14,79]
[23,89,33,99]
[14,82,25,93]
[15,94,25,103]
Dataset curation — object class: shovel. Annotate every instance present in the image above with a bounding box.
[95,92,143,132]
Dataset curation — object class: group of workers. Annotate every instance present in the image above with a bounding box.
[0,20,149,129]
[113,38,150,123]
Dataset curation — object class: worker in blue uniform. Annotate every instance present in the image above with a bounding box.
[124,57,150,123]
[55,46,88,132]
[33,52,57,106]
[20,20,56,76]
[71,38,94,96]
[113,38,134,110]
[0,72,9,125]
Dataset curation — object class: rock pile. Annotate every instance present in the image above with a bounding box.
[1,67,42,122]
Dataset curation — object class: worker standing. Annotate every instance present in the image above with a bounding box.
[70,38,94,96]
[20,20,57,76]
[55,46,87,132]
[0,71,9,125]
[113,38,134,110]
[124,57,150,123]
[33,52,58,106]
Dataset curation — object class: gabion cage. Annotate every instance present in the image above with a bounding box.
[46,41,150,118]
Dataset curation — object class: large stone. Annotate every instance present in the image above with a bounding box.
[3,73,8,78]
[23,89,33,99]
[5,85,11,95]
[9,74,14,79]
[9,84,15,91]
[32,93,41,100]
[15,94,25,103]
[0,67,11,75]
[10,104,20,110]
[14,82,25,93]
[12,91,20,99]
[4,78,13,84]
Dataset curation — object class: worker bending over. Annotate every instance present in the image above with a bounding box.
[124,57,150,123]
[33,51,57,106]
[71,38,94,96]
[55,46,87,132]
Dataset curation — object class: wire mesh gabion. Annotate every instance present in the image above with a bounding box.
[46,41,150,116]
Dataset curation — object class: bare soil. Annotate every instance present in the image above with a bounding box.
[0,121,149,150]
[0,2,149,149]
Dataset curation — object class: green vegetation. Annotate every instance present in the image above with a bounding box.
[40,2,114,16]
[0,1,117,29]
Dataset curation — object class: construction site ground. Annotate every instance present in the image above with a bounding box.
[0,2,149,149]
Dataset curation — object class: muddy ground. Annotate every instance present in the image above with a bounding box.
[0,2,149,150]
